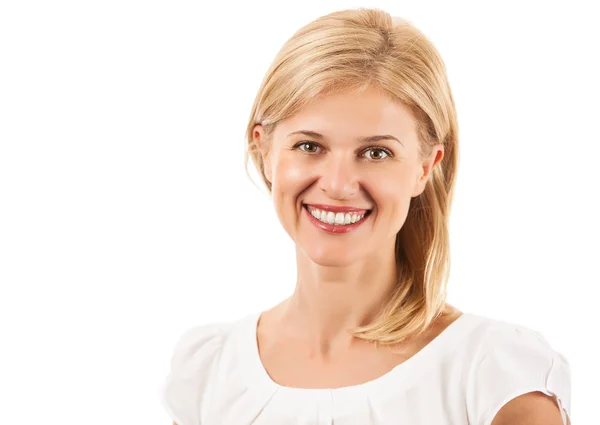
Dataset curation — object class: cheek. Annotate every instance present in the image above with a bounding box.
[372,167,416,200]
[272,156,311,193]
[270,157,313,221]
[369,168,416,228]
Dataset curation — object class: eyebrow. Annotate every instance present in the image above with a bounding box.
[287,130,404,147]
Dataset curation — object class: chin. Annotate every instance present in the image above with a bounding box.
[302,245,361,268]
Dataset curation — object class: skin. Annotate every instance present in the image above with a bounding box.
[253,85,445,358]
[250,85,568,424]
[169,89,568,424]
[490,391,570,425]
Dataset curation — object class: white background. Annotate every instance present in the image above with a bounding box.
[0,0,598,423]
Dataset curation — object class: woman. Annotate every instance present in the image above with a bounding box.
[161,8,571,425]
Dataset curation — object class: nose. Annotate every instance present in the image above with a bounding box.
[318,153,359,200]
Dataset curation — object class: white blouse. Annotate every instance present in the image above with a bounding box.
[159,311,571,425]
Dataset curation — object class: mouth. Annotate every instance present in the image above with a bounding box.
[302,204,372,226]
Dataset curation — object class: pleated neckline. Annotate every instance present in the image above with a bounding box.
[240,309,477,401]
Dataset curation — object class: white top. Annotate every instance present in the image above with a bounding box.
[159,311,571,425]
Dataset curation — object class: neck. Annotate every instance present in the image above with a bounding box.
[280,244,399,356]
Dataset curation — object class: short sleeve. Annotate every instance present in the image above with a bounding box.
[159,323,226,425]
[466,324,571,425]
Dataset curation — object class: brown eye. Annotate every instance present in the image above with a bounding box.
[303,143,317,153]
[294,141,321,153]
[363,148,391,161]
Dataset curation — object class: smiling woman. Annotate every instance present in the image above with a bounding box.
[160,7,571,425]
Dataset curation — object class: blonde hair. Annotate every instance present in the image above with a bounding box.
[244,8,459,347]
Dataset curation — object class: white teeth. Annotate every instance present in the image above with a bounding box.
[326,211,335,224]
[307,207,367,226]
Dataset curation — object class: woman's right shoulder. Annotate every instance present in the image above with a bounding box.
[160,315,250,425]
[169,319,236,367]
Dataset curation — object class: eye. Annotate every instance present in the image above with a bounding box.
[362,147,392,161]
[293,141,321,154]
[292,142,393,161]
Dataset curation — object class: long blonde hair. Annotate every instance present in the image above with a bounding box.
[244,8,460,347]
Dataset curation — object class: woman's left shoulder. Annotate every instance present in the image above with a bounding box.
[466,313,562,351]
[462,313,571,425]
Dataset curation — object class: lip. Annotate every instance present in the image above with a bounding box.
[303,203,371,214]
[303,204,371,234]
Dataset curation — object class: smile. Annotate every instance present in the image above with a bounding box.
[306,206,367,225]
[303,204,372,234]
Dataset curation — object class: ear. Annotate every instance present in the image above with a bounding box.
[253,124,272,183]
[412,144,444,197]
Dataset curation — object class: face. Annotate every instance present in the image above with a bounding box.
[253,86,443,267]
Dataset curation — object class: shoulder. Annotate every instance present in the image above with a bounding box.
[160,314,251,425]
[170,321,232,364]
[464,315,571,425]
[166,312,256,376]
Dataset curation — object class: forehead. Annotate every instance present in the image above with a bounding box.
[275,87,419,142]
